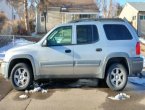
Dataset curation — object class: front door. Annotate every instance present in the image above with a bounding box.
[39,26,74,76]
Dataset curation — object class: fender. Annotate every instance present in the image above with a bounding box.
[8,54,38,79]
[101,52,130,78]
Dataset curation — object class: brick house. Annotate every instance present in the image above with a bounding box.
[35,0,99,33]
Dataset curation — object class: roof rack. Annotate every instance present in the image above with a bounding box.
[69,18,125,23]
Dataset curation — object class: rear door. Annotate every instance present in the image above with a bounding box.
[73,24,102,76]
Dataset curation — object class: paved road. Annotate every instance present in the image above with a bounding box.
[0,78,145,110]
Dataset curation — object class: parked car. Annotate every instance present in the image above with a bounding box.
[1,18,143,91]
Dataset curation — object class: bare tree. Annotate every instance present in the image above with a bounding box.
[102,0,107,18]
[108,0,113,18]
[7,0,31,35]
[24,0,30,34]
[101,0,117,18]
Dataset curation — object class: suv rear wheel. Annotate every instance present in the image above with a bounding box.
[106,63,128,91]
[10,63,33,91]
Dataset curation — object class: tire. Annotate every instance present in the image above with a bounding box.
[10,63,33,91]
[106,63,128,91]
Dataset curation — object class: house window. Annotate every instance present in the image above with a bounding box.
[79,14,91,19]
[41,13,45,22]
[132,16,136,20]
[140,15,144,20]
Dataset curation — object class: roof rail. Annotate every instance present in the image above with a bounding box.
[69,18,124,23]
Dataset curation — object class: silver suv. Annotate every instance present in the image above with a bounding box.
[1,19,143,91]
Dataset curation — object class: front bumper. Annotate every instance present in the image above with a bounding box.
[1,61,9,79]
[129,57,143,75]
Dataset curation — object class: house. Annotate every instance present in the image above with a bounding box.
[119,2,145,36]
[0,0,19,20]
[36,0,99,33]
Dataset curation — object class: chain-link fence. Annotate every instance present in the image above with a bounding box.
[0,35,41,48]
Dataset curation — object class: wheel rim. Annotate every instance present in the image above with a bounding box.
[13,68,29,88]
[110,67,125,88]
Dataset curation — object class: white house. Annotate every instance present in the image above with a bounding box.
[0,0,19,20]
[120,2,145,36]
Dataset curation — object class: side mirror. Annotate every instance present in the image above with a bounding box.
[42,40,47,47]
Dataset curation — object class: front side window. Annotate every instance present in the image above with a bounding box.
[47,26,72,46]
[77,25,99,44]
[103,24,132,40]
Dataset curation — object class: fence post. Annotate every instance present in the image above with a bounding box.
[12,35,15,46]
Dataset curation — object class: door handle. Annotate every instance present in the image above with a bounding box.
[65,49,71,53]
[96,48,102,52]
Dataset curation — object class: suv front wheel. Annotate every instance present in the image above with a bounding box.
[106,63,128,91]
[10,63,33,91]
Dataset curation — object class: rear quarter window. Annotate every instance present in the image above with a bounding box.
[103,24,133,40]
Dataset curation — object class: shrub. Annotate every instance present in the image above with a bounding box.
[0,12,7,31]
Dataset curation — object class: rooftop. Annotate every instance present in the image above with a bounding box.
[128,2,145,11]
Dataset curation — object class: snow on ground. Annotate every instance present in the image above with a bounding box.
[128,77,145,86]
[19,94,28,99]
[139,37,145,44]
[108,93,130,101]
[0,39,33,59]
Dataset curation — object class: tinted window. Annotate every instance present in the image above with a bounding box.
[77,25,99,44]
[103,24,132,40]
[47,26,72,46]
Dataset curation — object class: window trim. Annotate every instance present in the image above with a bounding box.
[45,26,73,46]
[75,24,99,45]
[103,24,133,41]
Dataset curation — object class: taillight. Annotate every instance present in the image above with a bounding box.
[136,42,140,55]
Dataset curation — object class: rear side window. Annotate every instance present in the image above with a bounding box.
[77,25,99,44]
[103,24,133,40]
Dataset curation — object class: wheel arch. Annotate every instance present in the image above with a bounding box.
[8,54,36,79]
[102,53,130,79]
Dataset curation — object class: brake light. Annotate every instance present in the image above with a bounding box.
[136,42,140,55]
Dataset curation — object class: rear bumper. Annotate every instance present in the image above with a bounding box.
[129,57,143,75]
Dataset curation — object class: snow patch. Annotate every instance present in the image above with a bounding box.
[19,94,28,99]
[41,89,48,93]
[139,37,145,44]
[108,93,130,101]
[25,82,48,93]
[129,77,145,86]
[25,90,29,94]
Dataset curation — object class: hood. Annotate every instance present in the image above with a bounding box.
[6,43,38,54]
[3,43,39,62]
